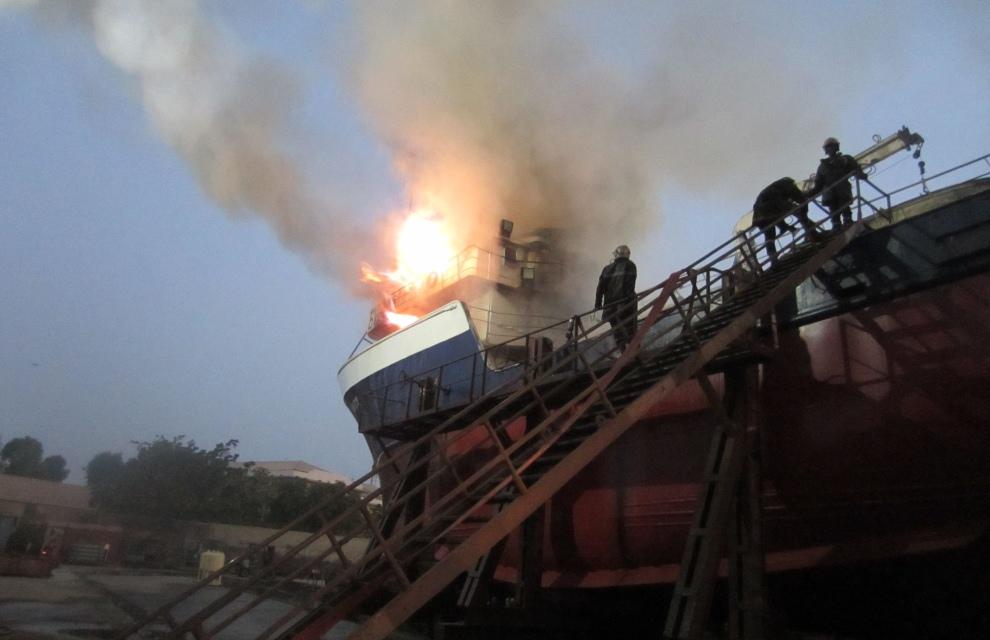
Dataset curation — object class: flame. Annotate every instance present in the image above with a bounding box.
[360,263,386,284]
[361,208,456,291]
[384,310,418,328]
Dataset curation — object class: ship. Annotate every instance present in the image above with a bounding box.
[118,129,990,639]
[337,126,990,594]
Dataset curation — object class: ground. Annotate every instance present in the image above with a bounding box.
[0,564,366,639]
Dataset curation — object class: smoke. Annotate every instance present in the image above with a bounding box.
[6,0,371,288]
[5,0,940,301]
[342,1,853,298]
[347,1,658,284]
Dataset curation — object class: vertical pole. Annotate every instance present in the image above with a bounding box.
[516,506,546,611]
[380,384,390,430]
[435,367,445,411]
[739,367,767,639]
[855,177,862,221]
[727,497,743,640]
[405,378,415,420]
[726,366,767,640]
[468,353,477,401]
[481,349,489,395]
[663,367,749,640]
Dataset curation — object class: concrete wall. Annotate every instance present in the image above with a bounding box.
[0,475,92,525]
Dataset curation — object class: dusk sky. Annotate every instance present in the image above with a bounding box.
[2,1,989,483]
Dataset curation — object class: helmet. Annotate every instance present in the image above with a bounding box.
[613,244,631,259]
[823,136,840,149]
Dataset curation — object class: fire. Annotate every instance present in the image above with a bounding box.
[384,310,418,328]
[361,208,456,291]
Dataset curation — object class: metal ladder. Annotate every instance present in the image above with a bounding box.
[662,364,765,640]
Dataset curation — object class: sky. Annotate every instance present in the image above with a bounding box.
[1,1,989,483]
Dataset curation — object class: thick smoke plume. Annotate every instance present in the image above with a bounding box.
[8,0,370,288]
[344,1,849,299]
[348,1,658,286]
[6,0,882,303]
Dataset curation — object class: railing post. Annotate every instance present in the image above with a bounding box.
[739,233,763,275]
[855,177,862,221]
[481,349,489,395]
[380,385,389,430]
[404,377,414,420]
[468,353,477,402]
[435,366,445,411]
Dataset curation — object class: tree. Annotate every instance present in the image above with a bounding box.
[264,476,365,533]
[85,451,124,487]
[85,452,126,510]
[84,437,368,533]
[1,436,69,482]
[1,436,43,476]
[4,521,45,555]
[4,504,46,555]
[87,436,245,523]
[40,455,69,482]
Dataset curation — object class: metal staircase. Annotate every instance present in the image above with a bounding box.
[298,220,865,640]
[115,185,870,640]
[129,123,979,637]
[111,132,990,640]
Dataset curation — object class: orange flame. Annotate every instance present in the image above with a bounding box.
[384,310,418,328]
[361,208,456,291]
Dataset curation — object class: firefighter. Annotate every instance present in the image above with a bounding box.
[809,137,867,230]
[752,177,814,264]
[595,245,638,353]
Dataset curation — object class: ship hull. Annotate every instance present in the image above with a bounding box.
[343,179,990,589]
[463,181,990,587]
[468,271,990,588]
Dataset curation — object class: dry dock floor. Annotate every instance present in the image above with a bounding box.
[0,564,368,639]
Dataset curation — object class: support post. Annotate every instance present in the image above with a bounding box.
[515,506,546,611]
[663,366,752,640]
[727,367,767,640]
[457,531,508,611]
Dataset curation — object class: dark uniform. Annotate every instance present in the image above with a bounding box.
[811,152,866,229]
[752,177,811,263]
[595,255,637,352]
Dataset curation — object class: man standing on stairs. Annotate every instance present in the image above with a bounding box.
[752,177,815,264]
[595,245,638,353]
[809,136,867,230]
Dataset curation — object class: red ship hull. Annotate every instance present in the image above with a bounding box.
[432,272,990,588]
[352,179,990,590]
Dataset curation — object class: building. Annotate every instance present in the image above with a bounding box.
[0,471,368,569]
[0,474,121,564]
[241,460,353,485]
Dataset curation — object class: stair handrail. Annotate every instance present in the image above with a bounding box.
[356,156,909,427]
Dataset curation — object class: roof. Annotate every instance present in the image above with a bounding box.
[247,460,321,473]
[239,460,352,485]
[0,474,91,511]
